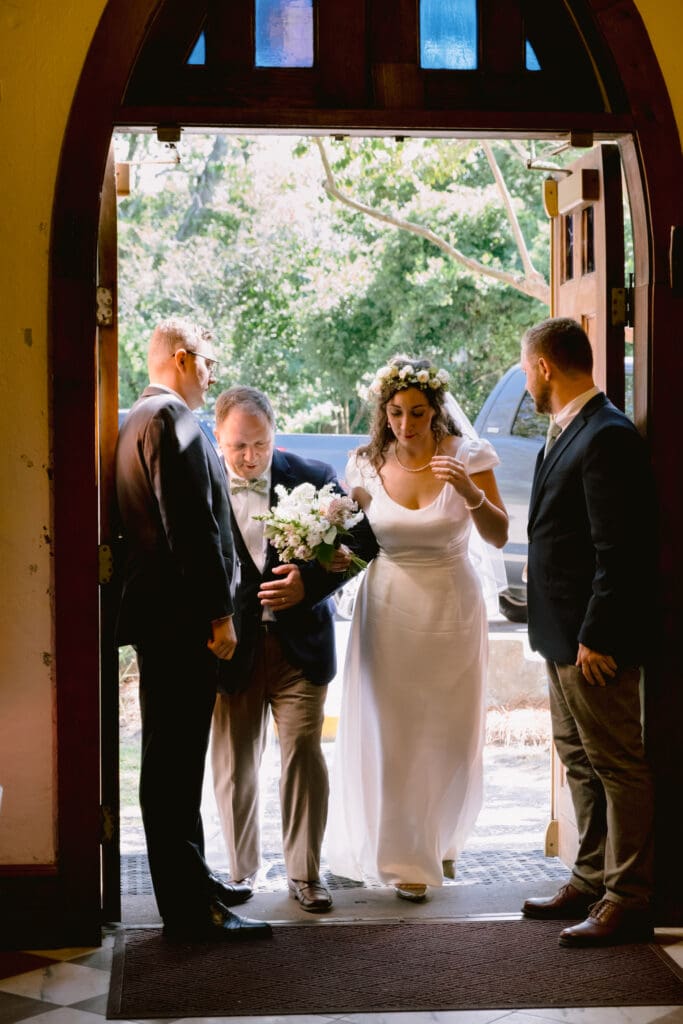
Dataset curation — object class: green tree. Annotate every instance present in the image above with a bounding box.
[116,133,559,424]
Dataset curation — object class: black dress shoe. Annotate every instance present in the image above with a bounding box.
[208,872,253,906]
[163,899,272,942]
[559,899,654,947]
[522,882,598,920]
[288,878,333,913]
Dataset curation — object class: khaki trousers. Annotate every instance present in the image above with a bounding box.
[211,628,329,881]
[547,661,654,909]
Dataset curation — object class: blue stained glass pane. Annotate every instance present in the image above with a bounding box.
[525,39,541,71]
[255,0,314,68]
[420,0,477,70]
[187,31,206,65]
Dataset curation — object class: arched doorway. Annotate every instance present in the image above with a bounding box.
[40,0,682,943]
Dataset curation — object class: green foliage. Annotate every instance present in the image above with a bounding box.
[115,133,554,423]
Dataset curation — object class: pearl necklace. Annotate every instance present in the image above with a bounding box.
[393,440,438,473]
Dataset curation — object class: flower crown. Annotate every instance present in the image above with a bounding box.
[366,361,450,398]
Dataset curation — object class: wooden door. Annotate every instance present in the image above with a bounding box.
[543,143,626,866]
[97,143,121,921]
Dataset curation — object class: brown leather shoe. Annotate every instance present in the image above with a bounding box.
[559,899,654,947]
[288,878,333,913]
[522,882,597,920]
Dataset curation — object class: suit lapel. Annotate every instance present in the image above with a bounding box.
[228,505,254,570]
[270,449,297,492]
[218,453,258,574]
[263,450,298,573]
[528,393,607,526]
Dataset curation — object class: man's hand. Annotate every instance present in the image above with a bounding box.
[207,615,237,660]
[258,563,305,611]
[576,643,617,687]
[321,544,353,573]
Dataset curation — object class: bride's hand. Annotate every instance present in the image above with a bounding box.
[321,544,353,573]
[430,455,481,505]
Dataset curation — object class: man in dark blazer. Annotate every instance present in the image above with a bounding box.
[115,318,271,941]
[210,385,373,913]
[520,317,655,947]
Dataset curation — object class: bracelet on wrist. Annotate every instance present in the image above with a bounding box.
[465,488,486,511]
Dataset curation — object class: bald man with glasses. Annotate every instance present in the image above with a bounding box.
[115,317,271,943]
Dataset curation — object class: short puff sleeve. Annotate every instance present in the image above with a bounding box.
[343,451,379,494]
[461,436,500,474]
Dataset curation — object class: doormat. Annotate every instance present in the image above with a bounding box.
[107,919,683,1019]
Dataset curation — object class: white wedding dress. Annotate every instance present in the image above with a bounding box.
[327,437,499,886]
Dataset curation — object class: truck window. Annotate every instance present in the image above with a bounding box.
[511,392,547,439]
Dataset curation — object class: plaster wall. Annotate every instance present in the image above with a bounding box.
[0,0,104,864]
[634,0,683,146]
[0,0,680,866]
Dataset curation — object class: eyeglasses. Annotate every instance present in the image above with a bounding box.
[177,348,219,375]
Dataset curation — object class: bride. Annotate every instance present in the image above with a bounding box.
[327,355,509,900]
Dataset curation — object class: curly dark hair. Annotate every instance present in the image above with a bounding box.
[357,356,461,471]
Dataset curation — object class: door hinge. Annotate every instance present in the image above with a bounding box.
[610,287,627,327]
[100,803,115,844]
[626,272,634,327]
[611,282,633,328]
[98,543,114,585]
[96,285,114,326]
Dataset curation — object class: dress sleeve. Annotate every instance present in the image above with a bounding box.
[462,437,500,474]
[344,451,376,491]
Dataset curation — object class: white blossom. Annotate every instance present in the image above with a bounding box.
[253,481,366,567]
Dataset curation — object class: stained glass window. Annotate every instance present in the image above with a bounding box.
[187,31,206,66]
[420,0,478,70]
[525,40,541,71]
[255,0,314,68]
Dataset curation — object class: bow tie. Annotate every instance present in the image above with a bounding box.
[230,477,269,495]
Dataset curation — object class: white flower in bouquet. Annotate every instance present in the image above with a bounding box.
[254,482,367,574]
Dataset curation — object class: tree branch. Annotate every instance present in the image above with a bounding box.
[314,138,549,304]
[176,136,229,242]
[481,140,548,300]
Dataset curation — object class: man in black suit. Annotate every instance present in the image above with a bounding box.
[520,317,655,947]
[115,318,271,941]
[210,386,368,913]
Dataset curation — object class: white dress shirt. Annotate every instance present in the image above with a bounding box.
[227,468,272,573]
[554,385,601,433]
[228,466,274,621]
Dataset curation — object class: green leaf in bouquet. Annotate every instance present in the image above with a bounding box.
[315,541,336,565]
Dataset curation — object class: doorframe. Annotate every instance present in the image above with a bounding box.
[8,0,677,944]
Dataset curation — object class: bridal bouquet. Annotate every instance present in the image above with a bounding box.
[254,482,367,574]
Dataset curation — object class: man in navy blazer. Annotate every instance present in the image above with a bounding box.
[519,317,655,947]
[115,319,270,942]
[210,386,371,914]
